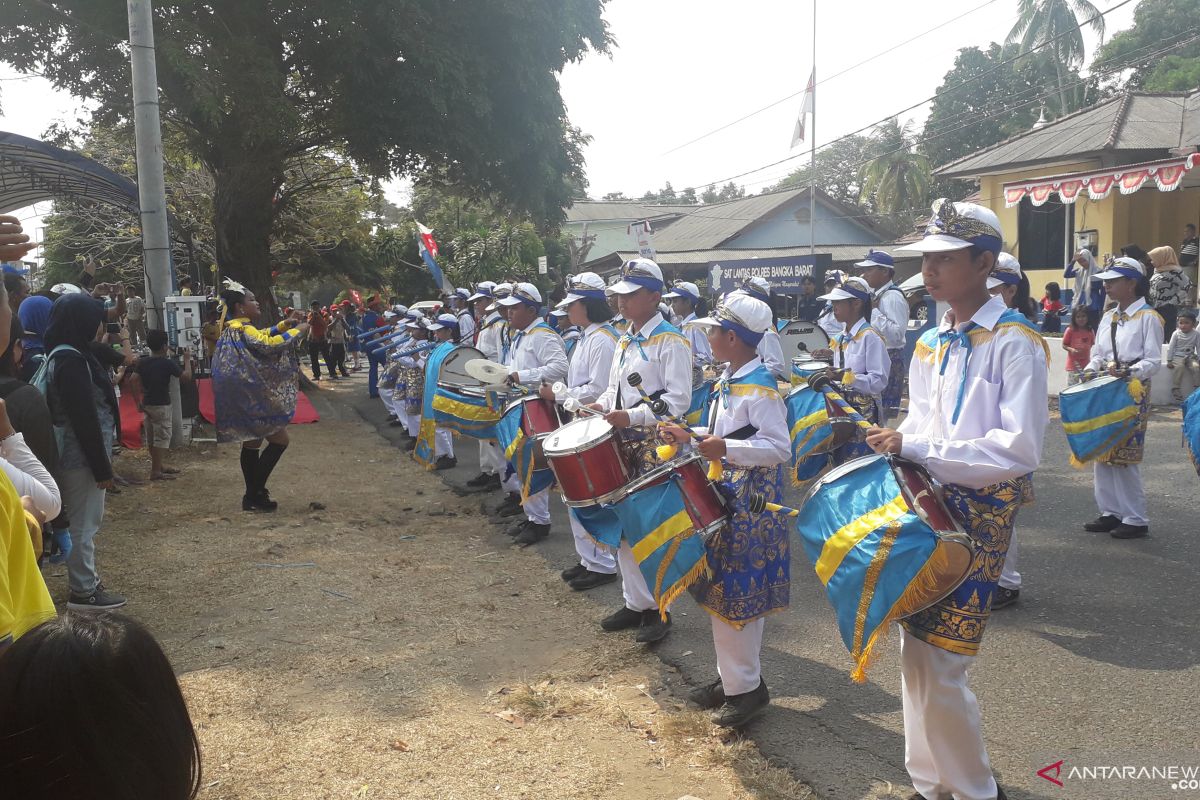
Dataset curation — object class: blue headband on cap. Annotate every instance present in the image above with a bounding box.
[861,250,895,268]
[720,319,764,346]
[570,288,606,301]
[838,283,872,303]
[624,274,663,292]
[669,286,698,303]
[1105,266,1143,282]
[990,271,1021,286]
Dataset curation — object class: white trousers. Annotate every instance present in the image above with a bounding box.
[998,527,1020,590]
[522,487,550,525]
[401,407,419,437]
[616,540,657,612]
[711,616,764,696]
[900,627,997,800]
[1094,462,1148,526]
[435,428,454,458]
[567,510,617,574]
[478,440,503,475]
[380,389,399,417]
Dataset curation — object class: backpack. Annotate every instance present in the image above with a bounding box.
[28,344,82,455]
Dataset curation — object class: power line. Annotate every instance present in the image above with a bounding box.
[660,0,1003,156]
[686,0,1139,189]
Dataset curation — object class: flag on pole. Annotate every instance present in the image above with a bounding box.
[415,221,453,294]
[790,68,815,149]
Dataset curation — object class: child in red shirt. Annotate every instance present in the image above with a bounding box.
[1062,306,1095,382]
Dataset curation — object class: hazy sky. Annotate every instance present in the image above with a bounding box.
[0,0,1135,230]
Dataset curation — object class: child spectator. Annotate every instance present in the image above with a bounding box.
[0,612,202,798]
[131,330,194,480]
[1062,306,1095,384]
[1041,282,1064,334]
[1167,309,1200,403]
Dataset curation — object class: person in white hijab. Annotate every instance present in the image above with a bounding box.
[1065,249,1099,312]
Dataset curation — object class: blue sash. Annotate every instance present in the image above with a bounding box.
[414,341,456,468]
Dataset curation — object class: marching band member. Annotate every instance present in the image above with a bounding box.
[812,276,890,462]
[551,308,583,358]
[453,288,476,342]
[866,199,1047,800]
[541,273,621,590]
[464,282,505,491]
[362,294,388,398]
[855,250,909,424]
[816,271,846,339]
[737,277,786,381]
[663,280,714,367]
[425,313,462,470]
[497,283,568,546]
[399,316,431,450]
[606,275,629,333]
[661,291,790,728]
[1083,255,1163,540]
[590,258,692,644]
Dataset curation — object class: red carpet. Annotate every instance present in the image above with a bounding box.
[118,378,319,450]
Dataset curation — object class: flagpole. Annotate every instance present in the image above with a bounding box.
[809,0,816,265]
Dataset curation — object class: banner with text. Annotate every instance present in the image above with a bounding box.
[709,253,833,295]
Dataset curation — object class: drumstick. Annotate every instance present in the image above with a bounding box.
[804,372,874,432]
[627,372,722,479]
[747,494,800,517]
[561,396,603,418]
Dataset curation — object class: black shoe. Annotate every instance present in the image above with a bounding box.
[254,489,279,512]
[385,414,398,422]
[688,678,726,710]
[514,522,550,547]
[434,455,458,471]
[467,472,494,488]
[1111,523,1149,539]
[991,587,1019,609]
[504,518,529,537]
[636,610,672,643]
[493,492,521,513]
[67,584,127,611]
[713,679,769,728]
[600,606,644,632]
[568,570,618,591]
[389,420,406,427]
[403,438,416,451]
[561,564,587,582]
[1084,514,1120,532]
[997,786,1008,800]
[341,371,350,378]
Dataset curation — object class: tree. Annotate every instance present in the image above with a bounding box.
[858,119,931,225]
[770,134,873,206]
[0,0,609,305]
[601,191,629,201]
[1006,0,1105,116]
[700,185,720,204]
[677,187,699,205]
[1093,0,1200,91]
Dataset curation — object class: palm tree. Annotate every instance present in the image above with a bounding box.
[858,119,931,224]
[1006,0,1105,116]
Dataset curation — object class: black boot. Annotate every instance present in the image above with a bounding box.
[240,446,261,511]
[714,680,769,728]
[635,610,672,643]
[688,678,726,710]
[250,442,287,511]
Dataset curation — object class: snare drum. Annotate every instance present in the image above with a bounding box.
[438,345,486,388]
[1059,375,1141,464]
[621,453,728,540]
[797,454,973,679]
[504,395,566,468]
[542,416,632,507]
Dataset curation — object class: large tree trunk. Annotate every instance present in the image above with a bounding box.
[212,154,284,314]
[1055,55,1070,117]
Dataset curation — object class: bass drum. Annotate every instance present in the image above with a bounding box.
[438,345,486,388]
[779,319,830,357]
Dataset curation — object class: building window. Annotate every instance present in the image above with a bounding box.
[1017,195,1074,269]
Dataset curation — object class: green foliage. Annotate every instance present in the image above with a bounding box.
[1006,0,1105,115]
[1093,0,1200,90]
[858,119,931,227]
[0,0,609,302]
[770,134,873,207]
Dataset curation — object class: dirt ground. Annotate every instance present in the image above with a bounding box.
[38,376,815,800]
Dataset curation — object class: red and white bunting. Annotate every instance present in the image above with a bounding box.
[1002,154,1198,207]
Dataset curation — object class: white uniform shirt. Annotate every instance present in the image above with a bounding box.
[596,312,693,427]
[476,313,504,360]
[561,322,618,404]
[818,305,843,338]
[678,312,714,367]
[504,319,568,387]
[693,357,790,468]
[898,294,1049,489]
[756,327,786,380]
[1085,298,1164,380]
[457,310,476,343]
[872,281,909,350]
[832,318,890,396]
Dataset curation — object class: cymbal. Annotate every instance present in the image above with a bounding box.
[465,358,510,384]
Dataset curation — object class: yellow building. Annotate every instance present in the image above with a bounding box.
[936,91,1200,302]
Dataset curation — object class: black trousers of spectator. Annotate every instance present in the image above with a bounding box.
[328,343,348,376]
[307,338,333,378]
[1159,304,1178,343]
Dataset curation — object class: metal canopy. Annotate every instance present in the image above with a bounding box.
[0,130,141,215]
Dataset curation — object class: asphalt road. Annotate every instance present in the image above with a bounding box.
[354,391,1200,800]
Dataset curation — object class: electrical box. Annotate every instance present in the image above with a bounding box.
[163,295,206,354]
[1075,229,1099,256]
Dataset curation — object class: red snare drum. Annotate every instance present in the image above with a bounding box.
[505,395,567,468]
[542,416,631,507]
[622,454,728,540]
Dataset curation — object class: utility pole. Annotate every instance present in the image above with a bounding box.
[128,0,184,445]
[127,0,174,327]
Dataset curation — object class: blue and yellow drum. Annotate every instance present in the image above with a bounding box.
[1059,375,1142,465]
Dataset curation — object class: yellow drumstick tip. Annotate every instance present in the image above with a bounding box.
[706,460,723,481]
[656,444,678,461]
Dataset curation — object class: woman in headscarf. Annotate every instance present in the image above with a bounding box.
[211,282,309,512]
[42,292,124,610]
[1148,245,1193,341]
[17,294,53,383]
[1064,248,1102,323]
